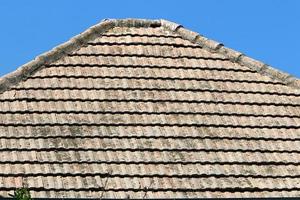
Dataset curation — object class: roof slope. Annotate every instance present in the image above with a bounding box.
[0,18,299,198]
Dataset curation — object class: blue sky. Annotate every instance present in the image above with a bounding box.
[0,0,299,78]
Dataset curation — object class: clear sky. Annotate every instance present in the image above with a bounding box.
[0,0,299,78]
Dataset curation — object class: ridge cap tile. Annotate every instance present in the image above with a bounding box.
[159,19,299,90]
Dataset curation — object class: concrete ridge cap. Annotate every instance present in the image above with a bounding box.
[0,18,162,94]
[159,19,300,90]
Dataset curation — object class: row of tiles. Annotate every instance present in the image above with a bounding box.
[0,163,299,176]
[13,78,295,95]
[0,126,298,139]
[30,65,279,83]
[0,113,298,127]
[0,101,299,116]
[0,137,299,151]
[0,150,299,163]
[1,176,299,190]
[2,90,299,106]
[2,190,300,198]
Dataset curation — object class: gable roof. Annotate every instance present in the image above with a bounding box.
[0,18,299,94]
[0,18,299,198]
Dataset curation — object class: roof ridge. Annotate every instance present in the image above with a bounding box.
[0,18,298,94]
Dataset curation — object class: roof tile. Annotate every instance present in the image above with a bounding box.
[0,18,299,198]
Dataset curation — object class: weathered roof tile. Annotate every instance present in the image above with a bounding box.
[0,18,299,198]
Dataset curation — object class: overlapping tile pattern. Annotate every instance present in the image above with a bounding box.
[0,22,299,198]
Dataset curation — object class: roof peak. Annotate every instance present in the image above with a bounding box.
[0,18,299,94]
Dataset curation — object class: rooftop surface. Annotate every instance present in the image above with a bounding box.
[0,19,299,198]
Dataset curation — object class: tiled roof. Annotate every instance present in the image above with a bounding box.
[0,18,299,198]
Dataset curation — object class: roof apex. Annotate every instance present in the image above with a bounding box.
[0,18,299,94]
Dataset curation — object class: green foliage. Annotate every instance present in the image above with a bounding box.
[12,188,31,200]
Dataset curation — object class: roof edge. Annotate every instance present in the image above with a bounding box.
[0,18,299,94]
[160,19,300,89]
[0,18,160,94]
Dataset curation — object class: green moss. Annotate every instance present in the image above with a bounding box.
[11,188,31,200]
